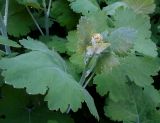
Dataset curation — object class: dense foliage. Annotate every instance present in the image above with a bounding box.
[0,0,160,123]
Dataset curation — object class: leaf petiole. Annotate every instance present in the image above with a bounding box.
[26,6,45,36]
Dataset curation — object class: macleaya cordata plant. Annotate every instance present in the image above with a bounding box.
[0,0,160,123]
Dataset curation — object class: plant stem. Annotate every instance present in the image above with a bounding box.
[42,0,51,36]
[83,72,95,88]
[47,0,52,17]
[4,0,9,27]
[79,55,94,85]
[66,104,71,114]
[4,0,11,54]
[82,56,99,87]
[26,6,45,36]
[67,55,98,114]
[0,0,11,55]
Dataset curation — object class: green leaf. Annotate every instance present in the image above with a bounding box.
[16,0,41,8]
[134,38,158,57]
[114,8,151,38]
[48,36,67,53]
[65,60,80,81]
[51,0,79,29]
[67,0,100,15]
[39,36,67,53]
[0,36,21,47]
[95,52,120,73]
[7,0,34,37]
[66,31,79,54]
[108,27,137,56]
[20,37,52,51]
[0,86,74,123]
[103,1,128,15]
[105,84,160,123]
[123,0,156,14]
[94,55,160,99]
[0,38,99,119]
[113,8,158,57]
[69,53,85,73]
[94,67,128,101]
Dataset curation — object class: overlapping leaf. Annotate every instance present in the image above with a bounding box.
[95,52,120,73]
[103,1,127,15]
[0,38,99,119]
[105,84,160,123]
[40,36,67,53]
[123,0,156,14]
[66,31,79,54]
[94,55,160,100]
[51,0,79,29]
[107,27,137,56]
[113,8,157,57]
[0,86,74,123]
[0,36,20,48]
[67,0,100,15]
[7,0,34,37]
[16,0,41,8]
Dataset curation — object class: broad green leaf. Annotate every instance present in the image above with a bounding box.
[16,0,41,8]
[0,86,74,123]
[113,8,158,57]
[40,36,67,53]
[66,31,79,54]
[20,37,49,51]
[103,1,128,15]
[69,53,85,73]
[0,36,21,47]
[48,36,67,53]
[114,8,151,38]
[108,27,137,56]
[134,38,158,57]
[51,0,79,29]
[121,56,160,87]
[67,0,100,15]
[105,84,160,123]
[94,67,128,101]
[65,60,80,81]
[94,55,160,99]
[0,38,99,119]
[95,52,120,73]
[7,0,34,37]
[123,0,156,14]
[106,0,120,4]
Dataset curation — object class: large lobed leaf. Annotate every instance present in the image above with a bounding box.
[16,0,41,8]
[0,36,20,48]
[7,0,34,37]
[123,0,156,14]
[0,86,74,123]
[107,27,137,56]
[94,55,160,100]
[67,0,100,15]
[51,0,79,29]
[0,38,99,119]
[113,8,158,57]
[105,84,160,123]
